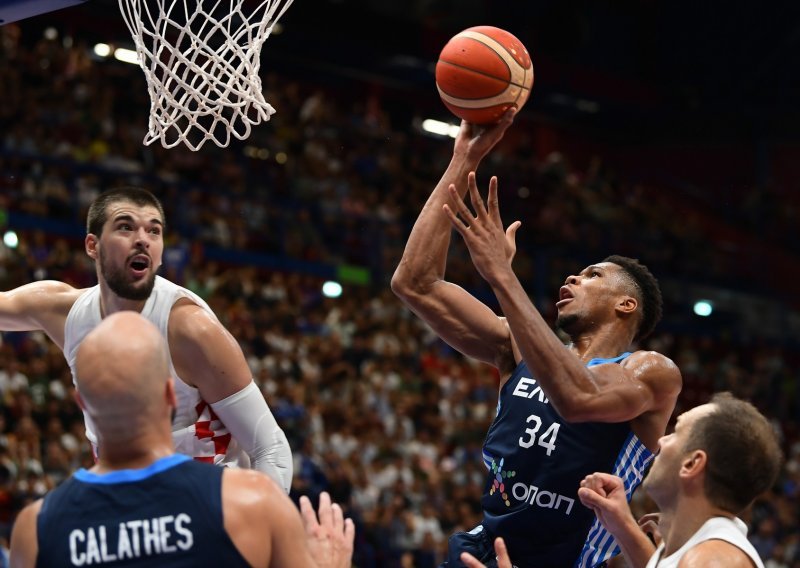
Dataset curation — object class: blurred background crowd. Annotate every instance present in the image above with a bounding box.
[0,5,799,567]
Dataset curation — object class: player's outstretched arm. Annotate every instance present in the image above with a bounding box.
[9,500,43,568]
[444,174,681,422]
[392,112,518,369]
[0,281,80,347]
[577,473,656,568]
[169,300,293,491]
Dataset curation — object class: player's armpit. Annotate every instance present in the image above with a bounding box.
[677,540,758,568]
[562,351,681,424]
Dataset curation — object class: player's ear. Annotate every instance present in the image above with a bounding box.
[85,233,99,260]
[616,295,638,316]
[165,378,177,409]
[679,450,707,480]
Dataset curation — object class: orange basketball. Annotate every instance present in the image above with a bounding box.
[435,26,534,124]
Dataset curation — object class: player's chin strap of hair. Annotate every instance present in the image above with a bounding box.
[209,380,293,493]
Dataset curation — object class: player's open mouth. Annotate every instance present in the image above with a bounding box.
[556,286,574,308]
[128,255,150,277]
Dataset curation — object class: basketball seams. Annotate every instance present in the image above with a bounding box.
[455,31,531,89]
[435,60,511,99]
[434,26,534,124]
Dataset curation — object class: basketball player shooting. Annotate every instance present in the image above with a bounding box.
[0,188,293,491]
[391,111,682,567]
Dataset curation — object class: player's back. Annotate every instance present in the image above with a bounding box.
[35,454,251,567]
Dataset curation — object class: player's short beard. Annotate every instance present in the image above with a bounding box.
[99,247,156,301]
[555,313,581,337]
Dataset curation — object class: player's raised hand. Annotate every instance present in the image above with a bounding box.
[300,491,355,568]
[443,172,521,285]
[454,109,517,162]
[460,537,513,568]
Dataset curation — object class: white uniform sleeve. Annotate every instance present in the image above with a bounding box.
[209,380,293,492]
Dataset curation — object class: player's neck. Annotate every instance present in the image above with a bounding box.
[660,498,732,556]
[98,282,148,317]
[92,436,175,473]
[568,325,633,362]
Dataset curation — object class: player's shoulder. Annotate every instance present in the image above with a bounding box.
[222,469,286,515]
[168,297,223,339]
[624,349,680,375]
[677,539,758,568]
[624,350,682,395]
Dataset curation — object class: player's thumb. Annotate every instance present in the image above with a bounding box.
[577,487,606,510]
[506,221,521,242]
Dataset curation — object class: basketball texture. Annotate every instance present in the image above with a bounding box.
[435,26,534,124]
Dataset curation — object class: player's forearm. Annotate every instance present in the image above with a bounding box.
[392,155,479,292]
[608,519,657,568]
[210,381,294,492]
[489,269,601,418]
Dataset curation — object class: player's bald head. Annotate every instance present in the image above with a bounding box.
[75,311,171,439]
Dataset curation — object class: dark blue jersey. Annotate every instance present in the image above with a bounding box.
[480,353,654,568]
[35,454,250,567]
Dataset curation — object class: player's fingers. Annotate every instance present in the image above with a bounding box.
[299,495,320,534]
[487,176,501,224]
[506,221,521,246]
[467,172,487,219]
[494,537,512,568]
[331,502,345,535]
[460,551,486,568]
[448,184,476,221]
[318,491,333,530]
[443,205,469,235]
[343,518,355,552]
[577,487,606,509]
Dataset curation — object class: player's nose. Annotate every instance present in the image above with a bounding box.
[564,274,578,285]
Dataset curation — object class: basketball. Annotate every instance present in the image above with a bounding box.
[435,26,534,124]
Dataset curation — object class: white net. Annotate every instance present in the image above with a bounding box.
[118,0,294,151]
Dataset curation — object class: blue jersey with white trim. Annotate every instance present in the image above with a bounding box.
[480,353,654,568]
[35,455,250,567]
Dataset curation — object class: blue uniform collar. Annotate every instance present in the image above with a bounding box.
[74,454,191,485]
[586,352,633,367]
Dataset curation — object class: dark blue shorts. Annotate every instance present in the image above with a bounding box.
[440,525,502,568]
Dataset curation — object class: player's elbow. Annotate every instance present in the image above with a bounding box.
[390,266,424,301]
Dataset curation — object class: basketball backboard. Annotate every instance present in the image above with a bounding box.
[0,0,89,25]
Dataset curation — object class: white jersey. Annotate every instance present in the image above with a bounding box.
[645,516,764,568]
[64,275,248,467]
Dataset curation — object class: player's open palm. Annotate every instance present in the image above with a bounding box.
[300,492,355,568]
[444,172,521,286]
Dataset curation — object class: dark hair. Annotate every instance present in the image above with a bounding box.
[683,392,783,514]
[86,187,165,237]
[603,255,662,341]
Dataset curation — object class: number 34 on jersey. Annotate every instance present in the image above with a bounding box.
[513,376,561,456]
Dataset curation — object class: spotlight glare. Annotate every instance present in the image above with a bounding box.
[322,281,342,298]
[693,300,713,317]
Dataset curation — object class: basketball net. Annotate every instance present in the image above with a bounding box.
[118,0,294,151]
